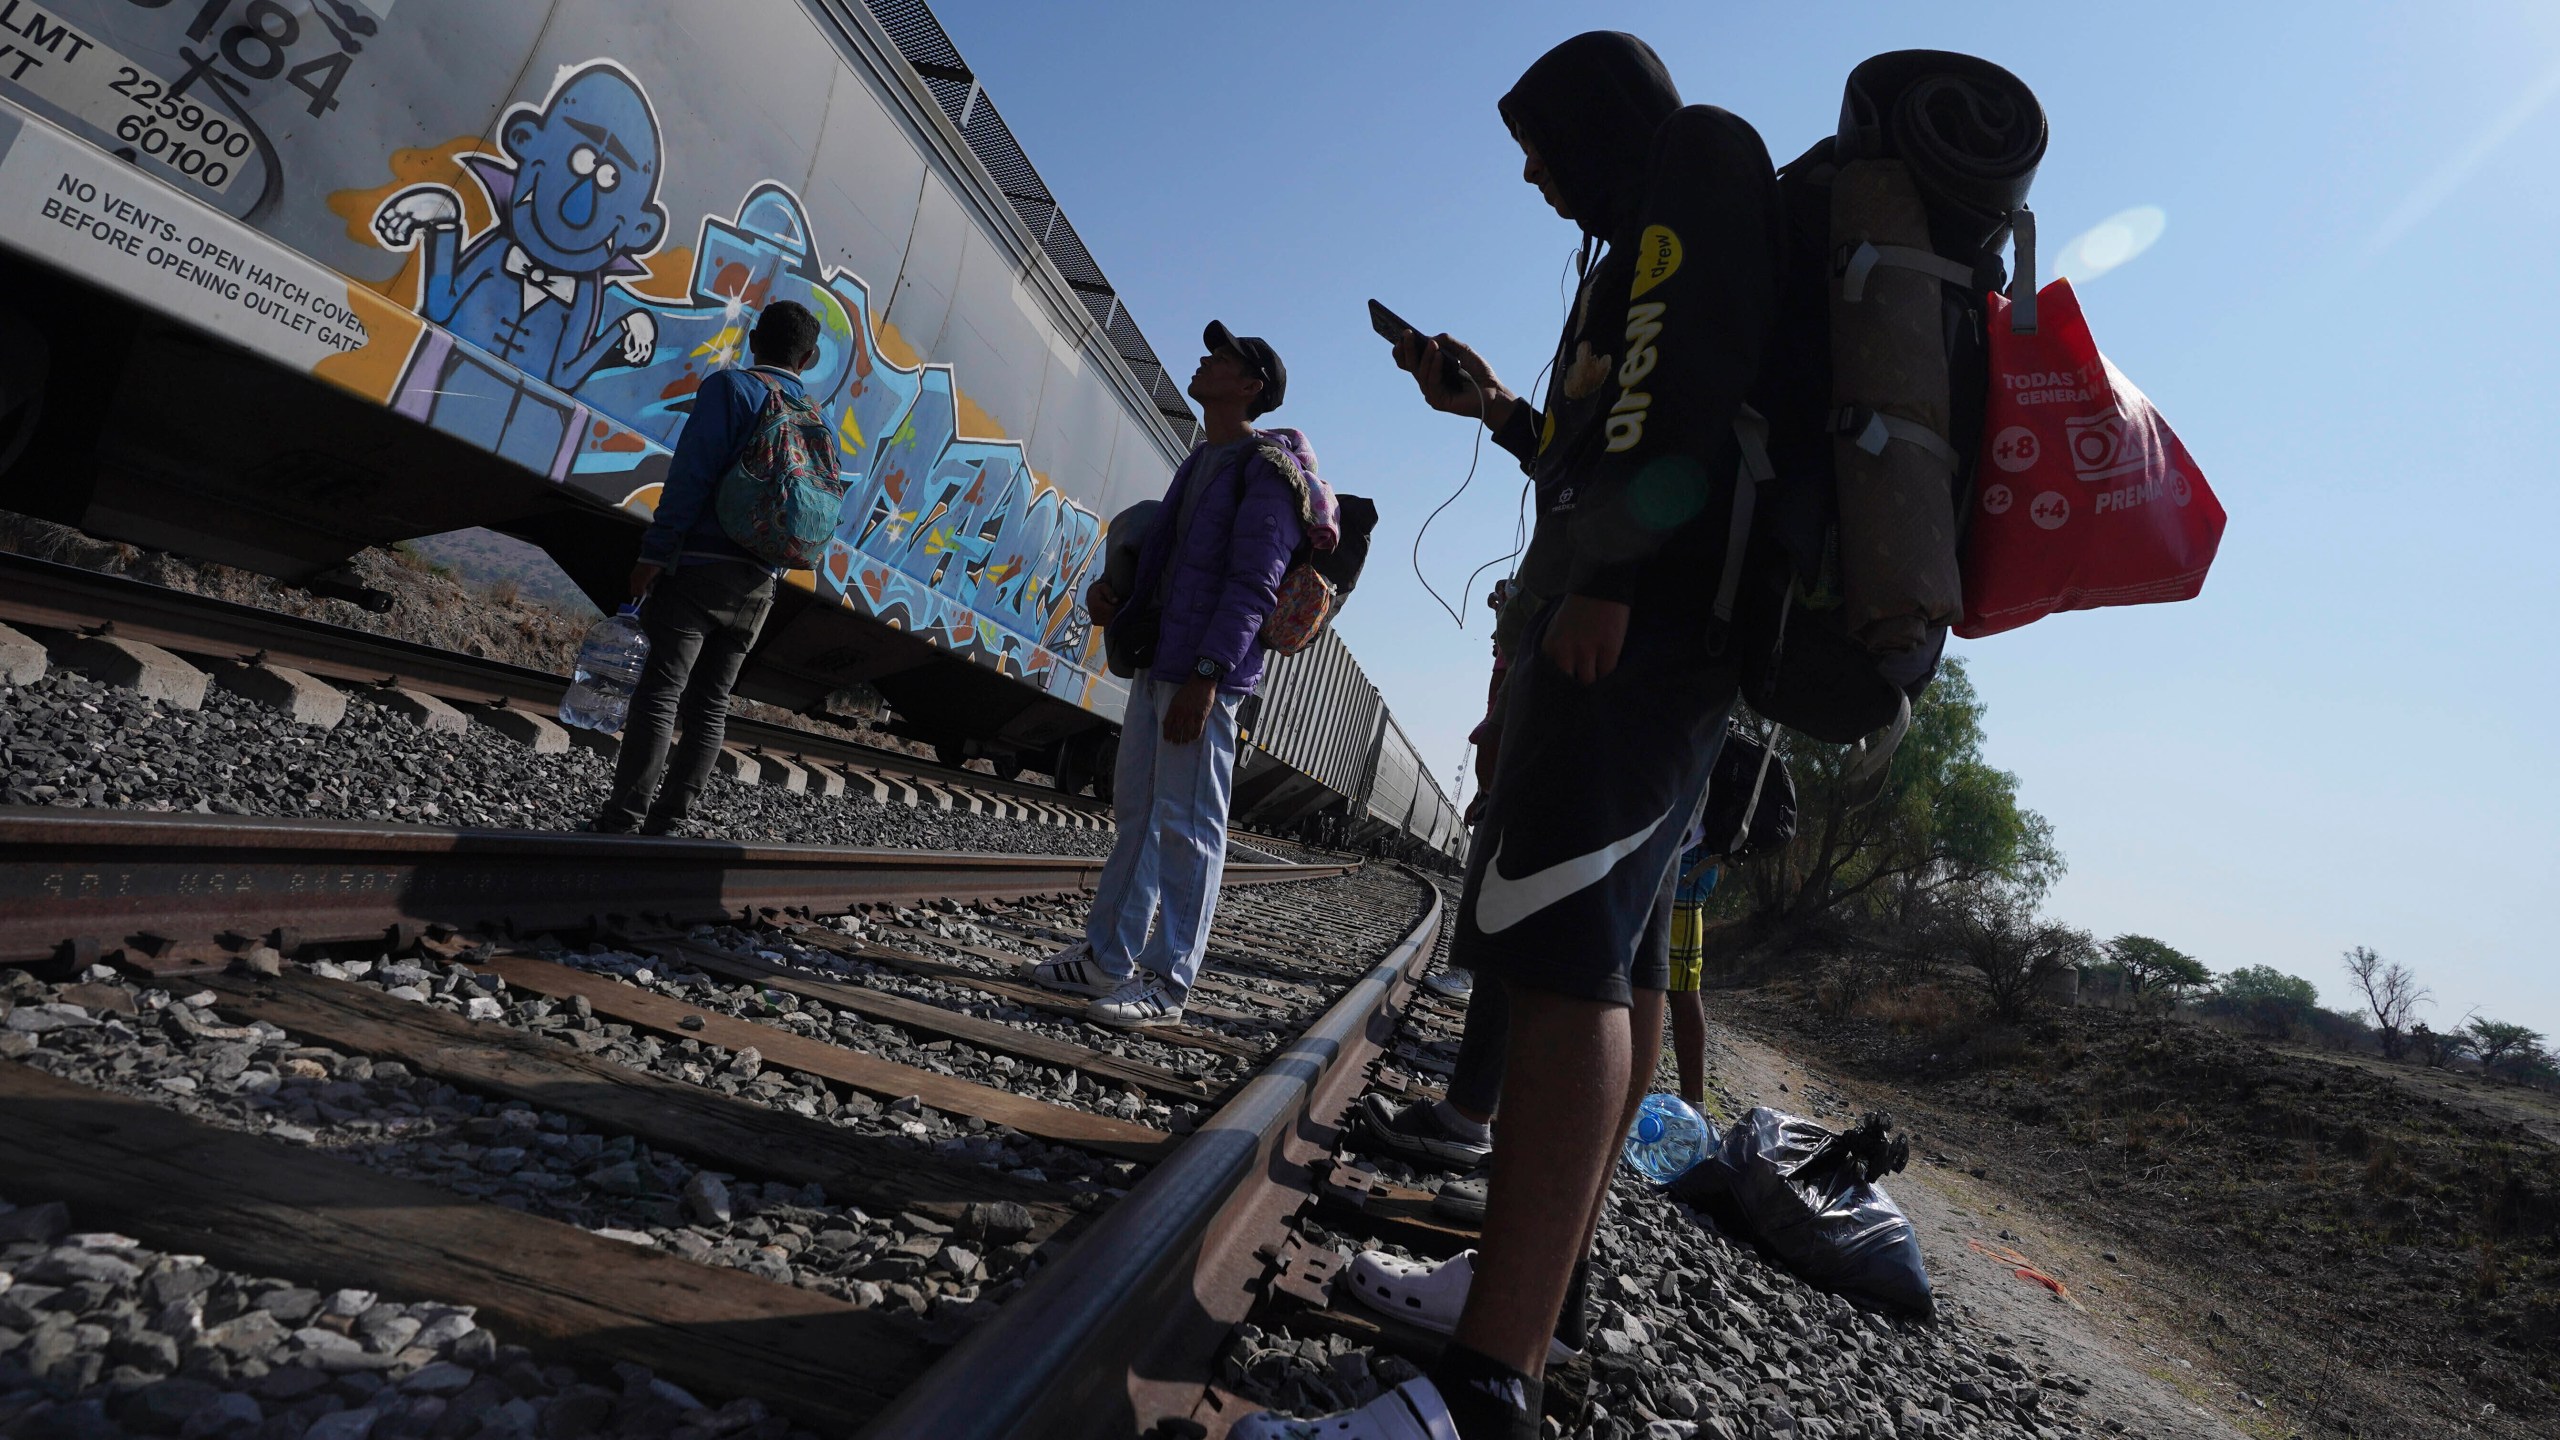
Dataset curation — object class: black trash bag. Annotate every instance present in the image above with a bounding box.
[1671,1107,1934,1318]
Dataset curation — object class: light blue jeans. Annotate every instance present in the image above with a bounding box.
[1083,678,1243,999]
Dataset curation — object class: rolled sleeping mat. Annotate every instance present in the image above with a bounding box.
[1838,50,2047,253]
[1829,158,1964,654]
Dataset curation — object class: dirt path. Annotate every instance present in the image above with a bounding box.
[1690,1019,2263,1439]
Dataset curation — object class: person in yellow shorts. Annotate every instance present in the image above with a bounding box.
[1666,830,1720,1104]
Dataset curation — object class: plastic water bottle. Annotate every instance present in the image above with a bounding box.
[1622,1093,1712,1183]
[559,604,650,733]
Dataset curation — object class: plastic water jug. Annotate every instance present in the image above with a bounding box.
[1623,1093,1712,1183]
[559,604,650,733]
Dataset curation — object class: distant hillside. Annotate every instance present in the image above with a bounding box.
[404,529,601,616]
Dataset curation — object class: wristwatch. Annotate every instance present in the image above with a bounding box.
[1193,657,1226,680]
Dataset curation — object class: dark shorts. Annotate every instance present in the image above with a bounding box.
[1630,868,1674,995]
[1452,602,1737,1006]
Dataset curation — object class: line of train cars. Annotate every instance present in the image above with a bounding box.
[0,0,1462,864]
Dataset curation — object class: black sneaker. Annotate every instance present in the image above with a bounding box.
[1355,1092,1491,1170]
[1431,1168,1488,1223]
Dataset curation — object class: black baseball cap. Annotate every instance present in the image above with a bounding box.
[1204,320,1286,415]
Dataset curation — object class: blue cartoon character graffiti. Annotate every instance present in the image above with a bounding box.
[372,61,666,475]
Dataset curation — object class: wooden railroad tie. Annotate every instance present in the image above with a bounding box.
[473,952,1180,1166]
[0,1061,919,1433]
[197,968,1076,1242]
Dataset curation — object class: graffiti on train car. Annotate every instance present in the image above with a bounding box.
[368,60,665,470]
[0,12,1115,703]
[341,58,1108,702]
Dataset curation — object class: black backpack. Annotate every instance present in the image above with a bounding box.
[1693,723,1798,865]
[1318,494,1379,601]
[1715,52,2046,763]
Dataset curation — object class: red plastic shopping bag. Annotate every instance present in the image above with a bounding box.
[1957,279,2225,639]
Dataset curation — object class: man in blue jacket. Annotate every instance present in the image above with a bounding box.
[1025,322,1308,1029]
[589,301,822,835]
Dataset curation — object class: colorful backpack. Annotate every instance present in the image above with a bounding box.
[1262,564,1337,656]
[713,368,845,570]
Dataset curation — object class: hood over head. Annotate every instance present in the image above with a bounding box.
[1251,427,1340,552]
[1498,32,1683,240]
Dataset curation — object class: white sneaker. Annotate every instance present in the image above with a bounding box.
[1022,941,1122,998]
[1228,1378,1461,1440]
[1344,1249,1580,1365]
[1421,968,1474,1001]
[1086,971,1184,1029]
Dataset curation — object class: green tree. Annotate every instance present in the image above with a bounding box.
[1743,659,2062,938]
[2106,934,2211,1008]
[2466,1019,2548,1082]
[2304,1005,2374,1052]
[2213,965,2321,1037]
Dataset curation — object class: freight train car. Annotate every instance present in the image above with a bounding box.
[1236,633,1462,861]
[0,0,1460,854]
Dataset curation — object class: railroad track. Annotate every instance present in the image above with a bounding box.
[0,548,1361,864]
[0,543,1382,860]
[0,811,1456,1437]
[0,551,1066,832]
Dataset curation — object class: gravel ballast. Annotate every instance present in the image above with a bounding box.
[0,1191,820,1440]
[1218,882,2122,1440]
[1226,1167,2104,1440]
[0,864,1436,1434]
[0,670,1109,856]
[0,963,1082,1347]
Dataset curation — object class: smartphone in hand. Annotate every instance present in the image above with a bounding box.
[1368,300,1471,395]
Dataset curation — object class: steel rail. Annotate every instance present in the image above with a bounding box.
[0,549,1110,815]
[857,869,1445,1440]
[0,552,1376,864]
[0,808,1353,967]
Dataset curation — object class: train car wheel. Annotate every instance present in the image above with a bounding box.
[1090,737,1116,805]
[0,305,50,479]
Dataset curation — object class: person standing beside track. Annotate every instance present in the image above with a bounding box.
[1023,323,1314,1031]
[1232,32,1782,1440]
[587,301,822,837]
[1666,828,1720,1106]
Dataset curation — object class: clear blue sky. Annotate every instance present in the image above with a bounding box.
[933,1,2560,1040]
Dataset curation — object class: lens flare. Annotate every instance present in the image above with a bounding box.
[2053,205,2168,282]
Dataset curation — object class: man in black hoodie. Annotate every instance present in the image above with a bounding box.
[1231,32,1782,1440]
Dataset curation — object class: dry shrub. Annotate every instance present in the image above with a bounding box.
[1813,951,1891,1018]
[2363,1141,2411,1195]
[387,541,454,579]
[1852,984,1965,1035]
[2472,1238,2505,1301]
[488,577,521,607]
[2122,1103,2195,1155]
[1956,1021,2030,1069]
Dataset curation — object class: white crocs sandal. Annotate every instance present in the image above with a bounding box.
[1227,1377,1461,1440]
[1345,1249,1581,1365]
[1347,1249,1475,1334]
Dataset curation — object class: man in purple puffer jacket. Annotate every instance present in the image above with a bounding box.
[1023,321,1314,1029]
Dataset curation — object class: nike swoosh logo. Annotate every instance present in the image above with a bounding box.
[1473,810,1671,934]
